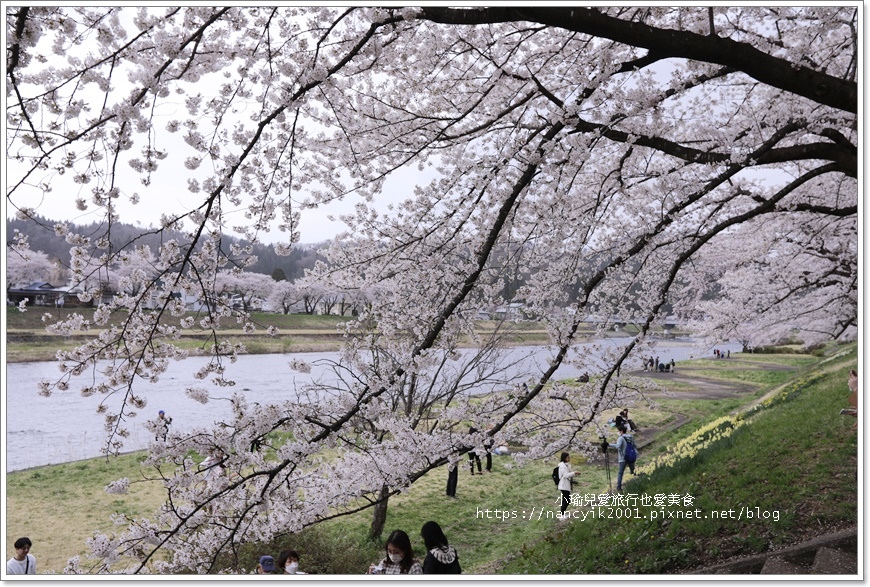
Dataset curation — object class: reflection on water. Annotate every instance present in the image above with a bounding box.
[5,338,740,472]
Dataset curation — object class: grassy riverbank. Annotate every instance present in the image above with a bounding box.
[6,310,351,361]
[502,345,859,574]
[5,343,857,574]
[5,308,682,362]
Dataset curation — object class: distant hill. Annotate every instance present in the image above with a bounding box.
[6,215,326,281]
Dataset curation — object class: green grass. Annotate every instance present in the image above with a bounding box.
[730,355,820,368]
[315,457,578,574]
[638,392,764,458]
[5,453,167,574]
[5,308,348,331]
[6,310,558,361]
[683,368,794,388]
[6,310,352,361]
[499,346,858,574]
[6,309,679,363]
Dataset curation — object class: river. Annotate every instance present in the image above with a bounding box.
[5,338,741,472]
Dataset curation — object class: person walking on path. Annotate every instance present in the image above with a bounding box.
[420,521,461,574]
[609,425,636,492]
[557,452,577,515]
[6,537,36,575]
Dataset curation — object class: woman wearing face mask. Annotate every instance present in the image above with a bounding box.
[367,530,422,575]
[277,549,306,575]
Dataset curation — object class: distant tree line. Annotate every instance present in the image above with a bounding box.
[8,215,689,318]
[6,215,327,285]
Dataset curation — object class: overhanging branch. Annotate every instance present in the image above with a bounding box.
[418,7,857,114]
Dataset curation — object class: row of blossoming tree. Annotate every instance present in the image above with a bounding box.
[6,6,857,573]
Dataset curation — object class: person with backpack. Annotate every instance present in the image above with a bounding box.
[555,452,577,515]
[609,425,637,492]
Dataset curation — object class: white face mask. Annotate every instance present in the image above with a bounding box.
[389,553,404,564]
[286,562,298,574]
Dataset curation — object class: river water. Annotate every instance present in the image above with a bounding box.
[5,338,741,472]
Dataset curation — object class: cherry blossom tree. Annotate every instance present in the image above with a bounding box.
[336,289,364,317]
[6,6,857,573]
[214,269,274,313]
[301,316,532,540]
[6,243,55,289]
[293,276,327,315]
[266,279,303,314]
[106,245,158,297]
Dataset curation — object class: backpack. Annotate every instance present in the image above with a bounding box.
[624,437,637,463]
[552,466,561,486]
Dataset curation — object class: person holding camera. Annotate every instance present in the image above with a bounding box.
[367,530,422,575]
[156,409,172,441]
[557,452,577,515]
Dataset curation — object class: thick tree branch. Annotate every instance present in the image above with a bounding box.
[418,6,857,113]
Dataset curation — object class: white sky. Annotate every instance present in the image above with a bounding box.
[6,152,414,245]
[5,119,421,245]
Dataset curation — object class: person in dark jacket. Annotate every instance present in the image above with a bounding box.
[420,521,461,574]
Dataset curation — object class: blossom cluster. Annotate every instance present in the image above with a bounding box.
[4,5,856,574]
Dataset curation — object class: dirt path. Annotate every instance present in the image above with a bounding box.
[611,363,798,451]
[638,370,759,400]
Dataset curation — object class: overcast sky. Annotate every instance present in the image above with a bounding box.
[5,140,419,245]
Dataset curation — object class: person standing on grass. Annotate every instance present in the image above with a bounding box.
[6,537,36,575]
[468,449,482,475]
[609,425,636,492]
[420,521,461,574]
[156,409,172,441]
[446,453,459,498]
[843,369,858,419]
[557,452,576,515]
[467,427,482,475]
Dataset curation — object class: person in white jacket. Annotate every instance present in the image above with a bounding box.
[6,537,36,575]
[557,453,577,515]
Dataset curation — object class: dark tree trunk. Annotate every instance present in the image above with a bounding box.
[368,484,390,541]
